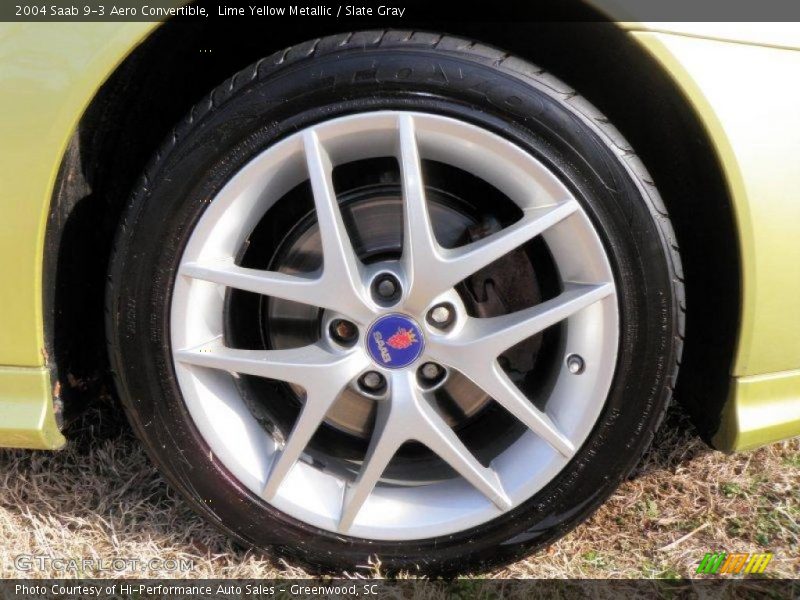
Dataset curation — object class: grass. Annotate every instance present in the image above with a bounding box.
[0,401,797,580]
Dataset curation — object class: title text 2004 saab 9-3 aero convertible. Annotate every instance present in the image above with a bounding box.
[1,15,799,573]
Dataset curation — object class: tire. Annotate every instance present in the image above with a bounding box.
[106,31,684,574]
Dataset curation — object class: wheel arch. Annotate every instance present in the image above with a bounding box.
[45,19,740,446]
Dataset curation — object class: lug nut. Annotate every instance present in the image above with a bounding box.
[566,354,585,374]
[359,371,386,392]
[330,319,358,345]
[421,362,442,380]
[427,303,454,328]
[418,362,446,388]
[372,273,401,304]
[377,278,397,298]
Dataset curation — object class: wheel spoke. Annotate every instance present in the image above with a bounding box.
[180,259,324,306]
[408,378,511,510]
[338,371,509,533]
[177,337,371,499]
[396,116,580,308]
[424,283,612,456]
[398,114,439,309]
[438,201,579,290]
[174,338,362,386]
[302,130,372,323]
[475,362,575,457]
[179,132,375,325]
[262,382,356,500]
[457,282,614,357]
[339,400,402,532]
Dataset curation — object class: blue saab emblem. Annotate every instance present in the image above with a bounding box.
[366,314,424,369]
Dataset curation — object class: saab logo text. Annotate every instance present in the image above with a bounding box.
[372,331,393,364]
[696,552,773,575]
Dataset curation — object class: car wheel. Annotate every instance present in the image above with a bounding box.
[106,31,684,574]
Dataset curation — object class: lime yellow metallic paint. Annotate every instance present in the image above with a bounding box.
[629,31,800,450]
[0,23,158,449]
[0,22,157,366]
[0,366,63,449]
[718,370,800,452]
[0,22,798,451]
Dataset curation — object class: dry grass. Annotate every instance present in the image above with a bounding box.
[0,401,797,580]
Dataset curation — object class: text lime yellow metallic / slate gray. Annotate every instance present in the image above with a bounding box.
[0,21,797,451]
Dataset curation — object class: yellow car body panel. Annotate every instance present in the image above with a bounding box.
[0,21,798,451]
[0,366,63,449]
[718,369,800,452]
[0,23,157,449]
[0,22,156,366]
[630,31,800,450]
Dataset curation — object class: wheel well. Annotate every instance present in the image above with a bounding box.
[45,17,740,445]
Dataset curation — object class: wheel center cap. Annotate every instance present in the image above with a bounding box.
[366,314,425,369]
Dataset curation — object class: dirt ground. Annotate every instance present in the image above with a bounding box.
[0,401,797,581]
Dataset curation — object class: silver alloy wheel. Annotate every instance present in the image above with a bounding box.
[170,111,619,540]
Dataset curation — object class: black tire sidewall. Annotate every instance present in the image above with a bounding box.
[108,44,677,573]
